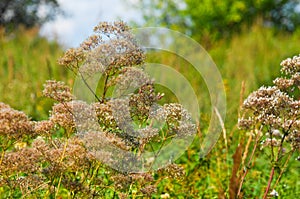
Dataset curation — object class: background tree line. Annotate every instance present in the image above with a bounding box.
[130,0,300,45]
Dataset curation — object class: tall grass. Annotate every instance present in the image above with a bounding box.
[0,27,70,120]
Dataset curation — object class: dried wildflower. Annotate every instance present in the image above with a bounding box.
[34,120,55,136]
[127,172,155,186]
[58,47,85,72]
[59,21,145,77]
[93,21,130,34]
[110,98,135,136]
[111,174,132,190]
[271,129,282,138]
[287,130,300,150]
[149,103,196,137]
[31,136,48,150]
[0,102,10,109]
[114,67,153,97]
[129,84,160,121]
[239,55,299,152]
[261,138,280,149]
[141,185,157,196]
[80,34,102,50]
[163,103,192,125]
[292,72,300,86]
[0,104,34,140]
[92,102,117,130]
[175,121,197,137]
[158,163,185,180]
[280,55,300,75]
[238,118,254,129]
[239,54,300,199]
[43,80,74,102]
[78,130,131,165]
[10,175,46,195]
[0,147,42,173]
[34,137,95,175]
[239,86,296,130]
[138,127,159,151]
[50,102,75,131]
[273,77,294,90]
[50,100,99,134]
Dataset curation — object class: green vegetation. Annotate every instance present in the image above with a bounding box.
[0,27,69,120]
[0,22,299,198]
[132,0,300,44]
[0,0,61,31]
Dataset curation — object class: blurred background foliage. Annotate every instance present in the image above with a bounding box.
[131,0,300,46]
[0,0,62,31]
[0,0,300,197]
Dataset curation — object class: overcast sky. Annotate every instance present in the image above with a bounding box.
[40,0,141,47]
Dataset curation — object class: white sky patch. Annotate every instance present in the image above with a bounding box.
[40,0,142,47]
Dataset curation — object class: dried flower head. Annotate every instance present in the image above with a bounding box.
[34,120,55,136]
[158,163,185,180]
[58,47,85,72]
[0,147,43,174]
[92,101,117,130]
[239,54,299,152]
[58,21,145,77]
[141,185,157,196]
[129,84,160,121]
[43,80,74,102]
[280,55,300,75]
[50,100,100,134]
[0,103,34,140]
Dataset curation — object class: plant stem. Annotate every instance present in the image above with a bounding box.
[0,148,5,167]
[237,132,259,197]
[55,139,69,197]
[273,150,294,189]
[263,130,288,198]
[101,74,110,103]
[263,166,275,199]
[80,73,101,102]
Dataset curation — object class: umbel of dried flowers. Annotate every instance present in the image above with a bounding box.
[239,54,300,151]
[45,21,196,172]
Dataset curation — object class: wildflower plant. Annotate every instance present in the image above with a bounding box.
[1,21,209,198]
[238,55,300,198]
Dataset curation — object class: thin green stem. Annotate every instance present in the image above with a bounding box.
[237,131,260,197]
[273,150,294,189]
[80,72,101,102]
[101,74,110,103]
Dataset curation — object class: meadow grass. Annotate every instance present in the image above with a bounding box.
[0,27,70,120]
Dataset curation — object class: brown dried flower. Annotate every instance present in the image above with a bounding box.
[43,80,74,102]
[239,54,299,153]
[158,163,185,180]
[0,103,34,140]
[58,21,145,77]
[141,185,157,196]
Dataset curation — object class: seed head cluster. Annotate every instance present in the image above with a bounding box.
[0,21,189,198]
[239,55,300,151]
[0,102,34,140]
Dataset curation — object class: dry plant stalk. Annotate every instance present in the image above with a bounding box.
[238,55,300,198]
[0,21,191,198]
